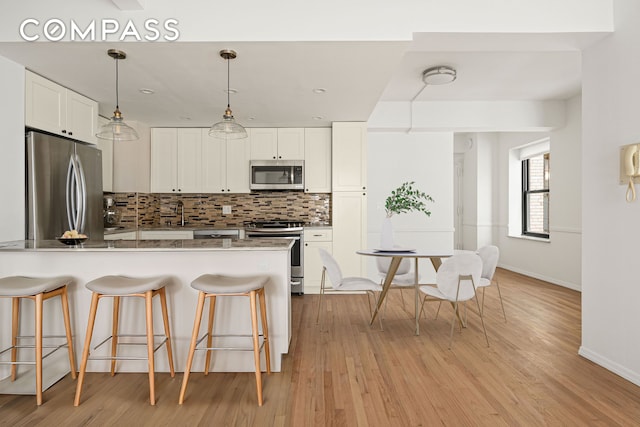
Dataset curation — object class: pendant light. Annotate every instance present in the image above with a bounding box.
[96,49,139,141]
[209,49,247,139]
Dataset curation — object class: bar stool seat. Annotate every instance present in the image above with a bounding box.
[0,275,77,405]
[86,275,171,295]
[191,274,269,294]
[74,275,175,406]
[179,274,271,406]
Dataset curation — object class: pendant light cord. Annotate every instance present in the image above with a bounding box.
[226,55,230,109]
[115,56,120,110]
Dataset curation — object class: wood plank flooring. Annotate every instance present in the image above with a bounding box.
[1,268,640,426]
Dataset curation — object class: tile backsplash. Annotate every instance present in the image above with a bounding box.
[109,192,331,228]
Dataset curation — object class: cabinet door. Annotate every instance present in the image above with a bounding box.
[277,128,305,160]
[304,241,333,294]
[332,191,367,277]
[176,128,202,193]
[249,128,278,160]
[25,71,66,136]
[95,116,113,192]
[66,90,98,144]
[201,129,227,193]
[150,128,178,192]
[304,128,331,192]
[226,138,251,193]
[332,122,367,191]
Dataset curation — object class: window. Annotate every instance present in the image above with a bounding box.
[522,153,549,238]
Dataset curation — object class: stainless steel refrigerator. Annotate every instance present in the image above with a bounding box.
[26,130,104,241]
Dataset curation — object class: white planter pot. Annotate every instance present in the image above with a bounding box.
[380,216,394,249]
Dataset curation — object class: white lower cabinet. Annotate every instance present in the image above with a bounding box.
[138,230,194,240]
[104,231,137,240]
[332,191,367,277]
[303,228,332,294]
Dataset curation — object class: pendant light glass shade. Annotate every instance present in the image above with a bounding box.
[97,49,139,141]
[210,49,247,139]
[96,108,139,141]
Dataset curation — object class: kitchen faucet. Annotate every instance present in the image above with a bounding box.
[176,201,185,227]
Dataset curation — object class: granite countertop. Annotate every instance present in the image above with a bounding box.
[0,238,293,252]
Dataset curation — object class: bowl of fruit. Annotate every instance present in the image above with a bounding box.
[57,230,88,245]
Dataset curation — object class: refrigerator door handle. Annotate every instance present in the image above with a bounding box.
[75,154,87,233]
[66,155,83,232]
[66,157,76,231]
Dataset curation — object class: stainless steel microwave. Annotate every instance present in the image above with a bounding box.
[250,160,304,190]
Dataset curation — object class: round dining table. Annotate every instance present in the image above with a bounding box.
[357,248,454,335]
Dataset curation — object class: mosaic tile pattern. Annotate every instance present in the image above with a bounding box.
[106,192,331,228]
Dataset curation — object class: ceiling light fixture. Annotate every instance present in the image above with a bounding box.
[96,49,139,141]
[209,49,247,140]
[422,65,457,85]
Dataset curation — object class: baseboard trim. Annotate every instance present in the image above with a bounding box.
[498,263,581,291]
[578,346,640,387]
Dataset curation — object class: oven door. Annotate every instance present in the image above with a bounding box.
[245,231,304,293]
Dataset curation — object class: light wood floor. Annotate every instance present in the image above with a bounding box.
[2,268,640,426]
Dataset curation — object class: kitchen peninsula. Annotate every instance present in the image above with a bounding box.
[0,238,293,381]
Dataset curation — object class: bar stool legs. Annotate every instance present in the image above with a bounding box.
[0,277,77,406]
[179,275,271,406]
[74,277,174,406]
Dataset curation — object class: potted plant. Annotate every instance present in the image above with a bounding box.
[381,181,434,249]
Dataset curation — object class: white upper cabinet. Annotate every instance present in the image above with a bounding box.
[332,122,367,192]
[249,128,304,160]
[276,128,305,159]
[201,129,251,193]
[304,128,331,193]
[249,128,278,160]
[25,70,97,144]
[150,128,202,193]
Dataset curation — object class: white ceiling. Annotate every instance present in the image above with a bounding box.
[0,32,608,129]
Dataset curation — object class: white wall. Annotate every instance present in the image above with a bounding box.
[580,0,640,386]
[0,56,25,241]
[367,131,454,282]
[461,133,498,250]
[494,96,582,290]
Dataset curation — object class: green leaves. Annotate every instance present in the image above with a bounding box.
[384,181,434,217]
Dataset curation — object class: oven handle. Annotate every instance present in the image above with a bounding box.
[247,235,300,240]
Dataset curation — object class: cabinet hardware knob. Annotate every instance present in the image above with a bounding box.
[69,131,73,135]
[61,130,67,134]
[273,156,276,159]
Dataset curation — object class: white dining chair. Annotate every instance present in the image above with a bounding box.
[418,252,489,348]
[316,248,383,329]
[476,245,506,321]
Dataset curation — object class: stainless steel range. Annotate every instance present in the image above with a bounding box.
[245,220,304,295]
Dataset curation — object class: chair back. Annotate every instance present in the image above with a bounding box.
[436,252,483,301]
[318,248,343,289]
[376,256,411,276]
[477,245,499,280]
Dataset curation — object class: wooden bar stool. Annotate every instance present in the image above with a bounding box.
[74,275,175,406]
[179,274,271,406]
[0,276,77,405]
